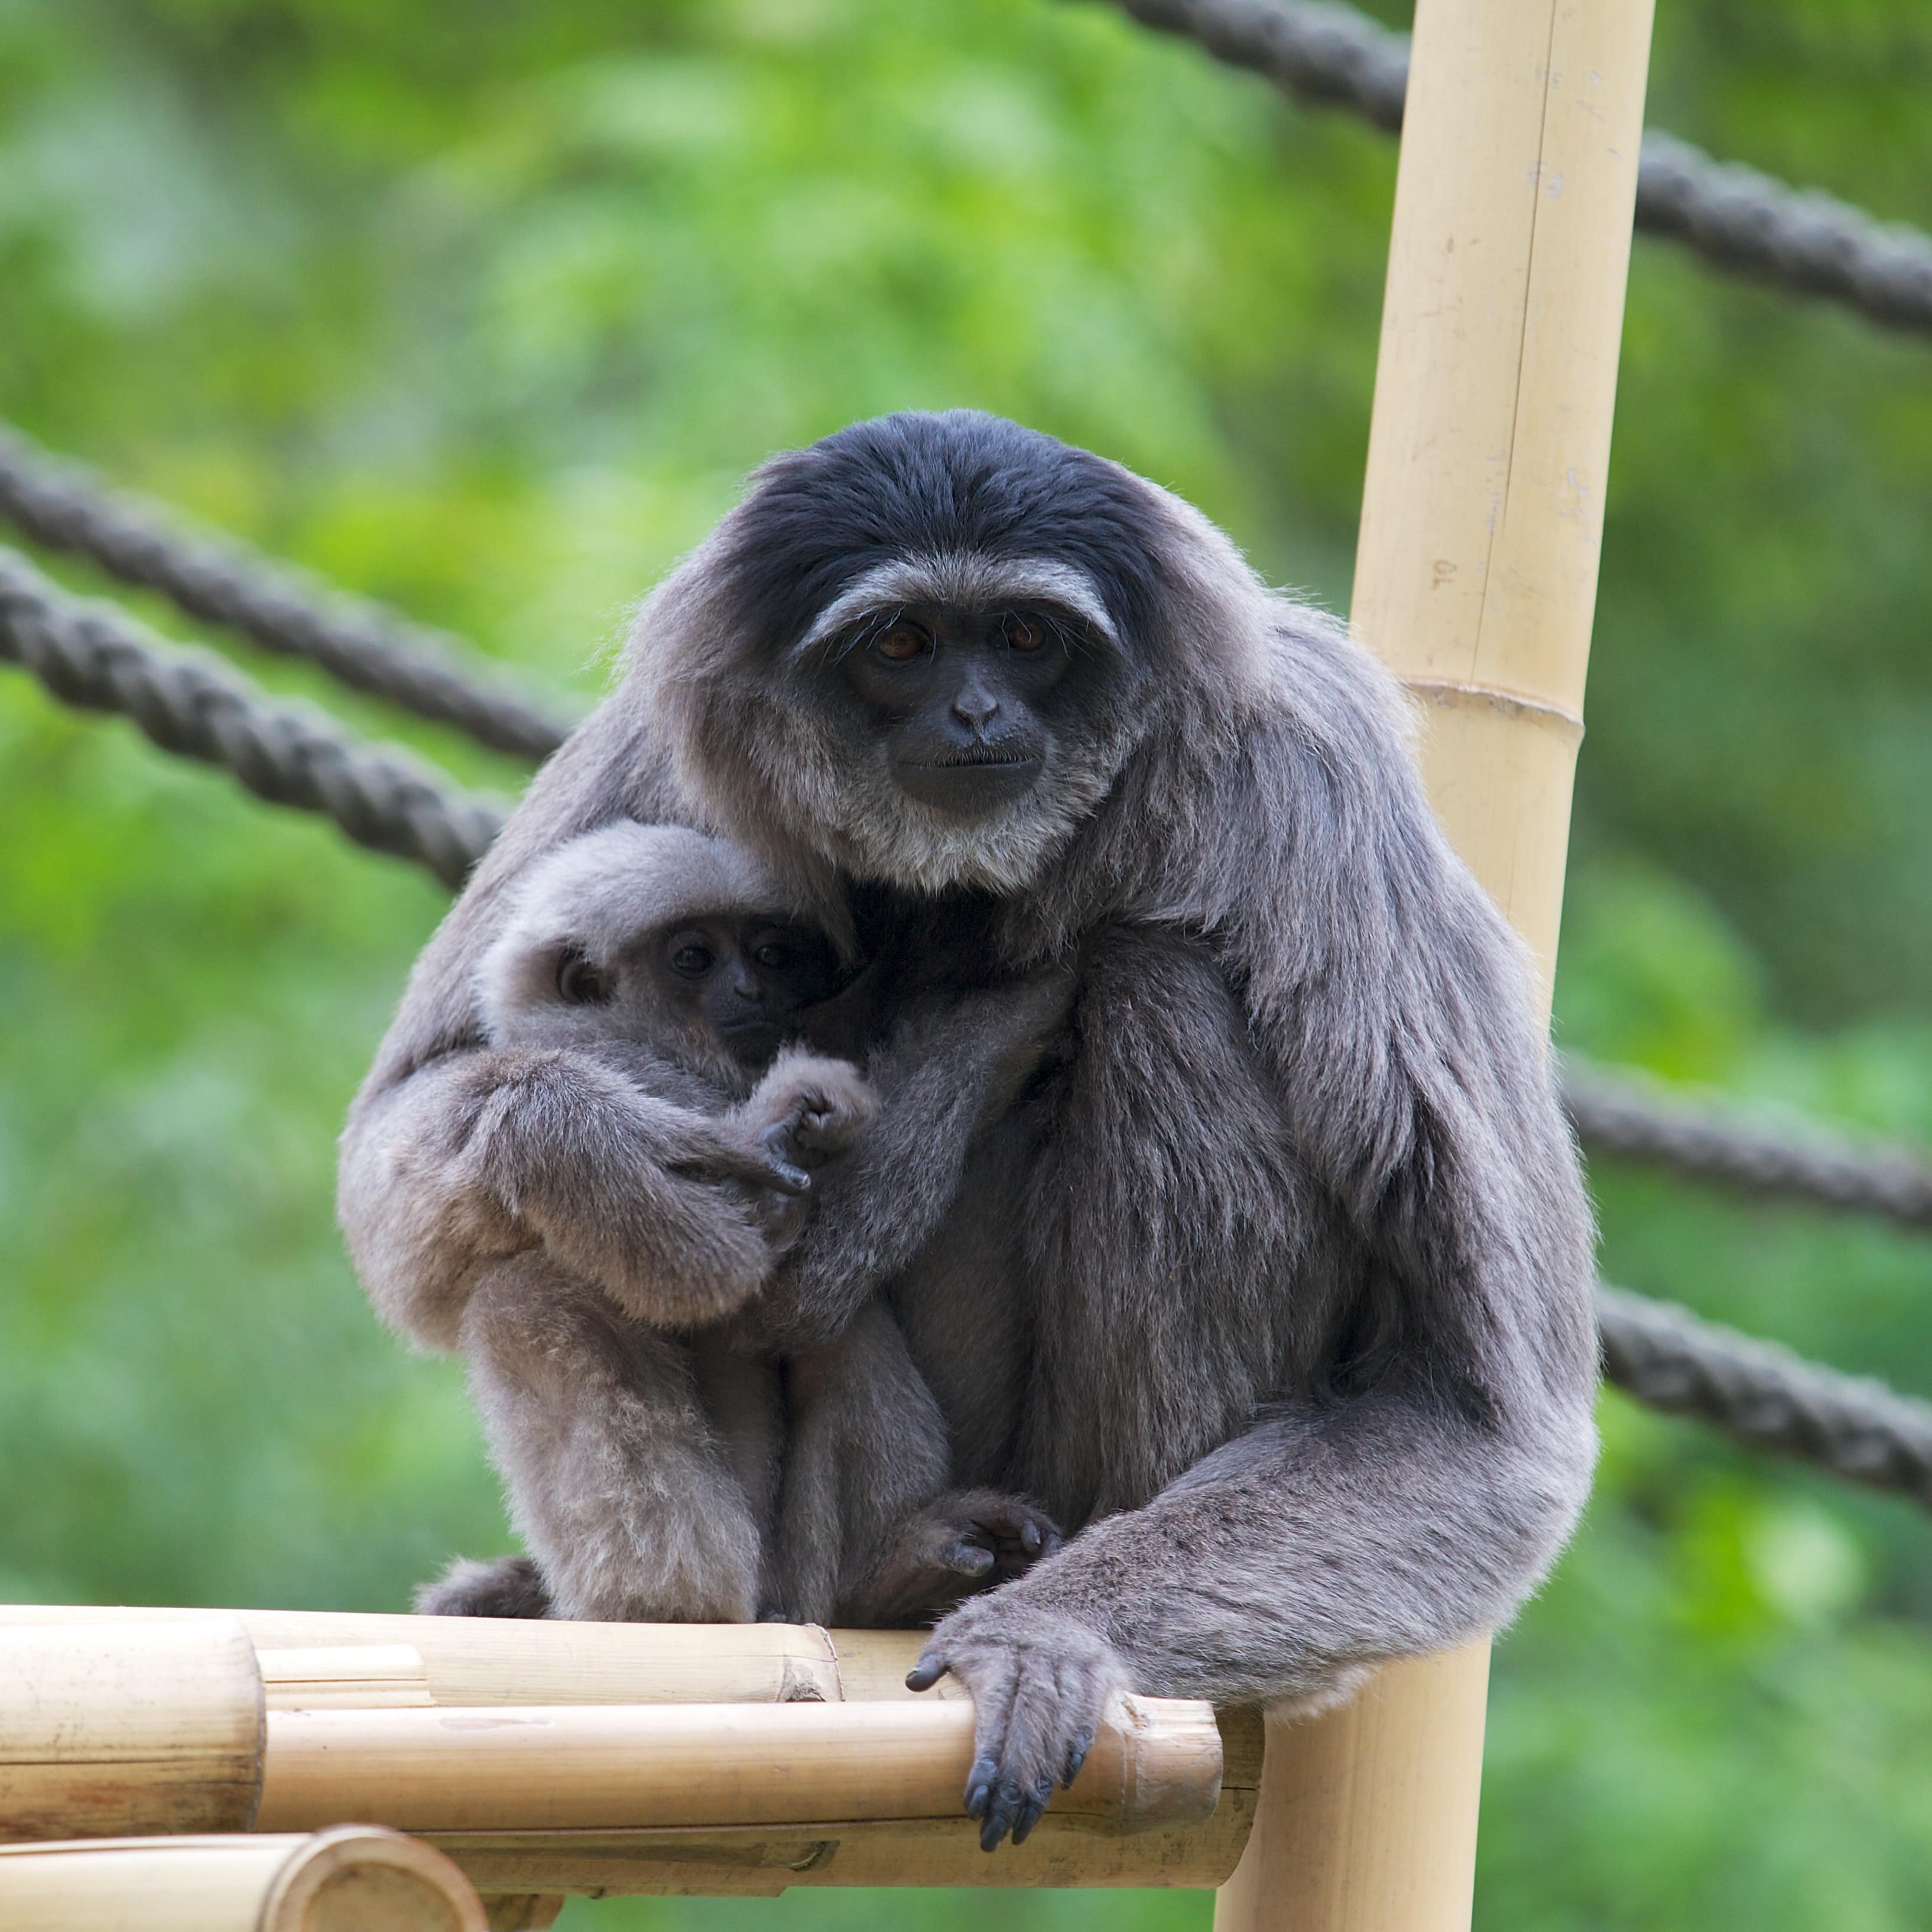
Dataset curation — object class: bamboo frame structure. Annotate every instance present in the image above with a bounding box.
[0,1613,1259,1895]
[1215,2,1655,1928]
[0,1827,485,1932]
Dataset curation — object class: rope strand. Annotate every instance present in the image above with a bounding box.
[0,423,573,761]
[1100,0,1932,340]
[1567,1062,1932,1230]
[1598,1284,1932,1507]
[0,547,505,889]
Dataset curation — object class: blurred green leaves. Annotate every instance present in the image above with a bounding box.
[2,1,1931,1927]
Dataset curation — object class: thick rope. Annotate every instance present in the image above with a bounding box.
[1101,0,1932,340]
[1597,1284,1932,1508]
[6,547,1931,1513]
[0,423,573,761]
[1567,1062,1932,1230]
[0,548,505,889]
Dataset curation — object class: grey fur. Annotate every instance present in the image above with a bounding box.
[339,411,1596,1848]
[398,819,974,1625]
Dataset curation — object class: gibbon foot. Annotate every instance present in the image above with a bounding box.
[414,1553,553,1619]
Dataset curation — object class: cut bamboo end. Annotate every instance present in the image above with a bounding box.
[253,1693,1223,1837]
[0,1619,264,1841]
[0,1827,485,1932]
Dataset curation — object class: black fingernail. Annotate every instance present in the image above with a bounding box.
[966,1780,991,1819]
[980,1800,1015,1853]
[1013,1798,1046,1845]
[906,1655,945,1691]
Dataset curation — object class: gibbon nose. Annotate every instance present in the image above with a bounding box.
[951,675,1001,732]
[730,969,764,1005]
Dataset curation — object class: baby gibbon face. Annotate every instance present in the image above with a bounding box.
[477,821,843,1082]
[553,914,841,1071]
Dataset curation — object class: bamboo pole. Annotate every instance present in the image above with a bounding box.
[0,1619,264,1840]
[252,1694,1223,1836]
[1216,2,1654,1930]
[0,1828,485,1932]
[0,1606,844,1706]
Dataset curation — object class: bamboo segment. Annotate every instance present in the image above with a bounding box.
[261,1647,433,1710]
[1350,0,1656,1008]
[1217,1,1654,1929]
[253,1694,1222,1837]
[0,1619,264,1841]
[0,1606,845,1707]
[426,1709,1264,1895]
[0,1828,485,1932]
[1215,1648,1491,1932]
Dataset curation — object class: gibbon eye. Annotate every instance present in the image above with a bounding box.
[1001,613,1046,653]
[556,949,609,1005]
[752,941,792,971]
[670,942,715,978]
[873,622,929,664]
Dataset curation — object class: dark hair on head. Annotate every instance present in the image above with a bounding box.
[717,411,1177,663]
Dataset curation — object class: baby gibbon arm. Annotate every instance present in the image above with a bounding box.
[344,1043,805,1343]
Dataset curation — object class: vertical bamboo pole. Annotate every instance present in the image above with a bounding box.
[1215,2,1653,1929]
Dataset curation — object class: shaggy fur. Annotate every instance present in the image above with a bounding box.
[395,819,1011,1625]
[339,411,1597,1849]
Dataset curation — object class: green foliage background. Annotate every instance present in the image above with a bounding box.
[3,1,1931,1924]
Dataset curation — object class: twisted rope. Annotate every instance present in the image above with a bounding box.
[1102,0,1932,340]
[1566,1062,1932,1230]
[1597,1284,1932,1507]
[0,423,573,761]
[0,548,505,889]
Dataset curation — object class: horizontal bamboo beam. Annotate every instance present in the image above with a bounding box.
[0,1827,484,1932]
[0,1620,263,1841]
[410,1696,1264,1895]
[0,1605,843,1706]
[259,1646,433,1710]
[252,1695,1223,1836]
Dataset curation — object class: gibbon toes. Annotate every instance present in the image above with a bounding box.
[905,1488,1064,1579]
[847,1489,1065,1622]
[413,1553,553,1619]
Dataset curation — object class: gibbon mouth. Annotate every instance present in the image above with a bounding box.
[902,751,1037,769]
[894,752,1042,814]
[716,1016,784,1064]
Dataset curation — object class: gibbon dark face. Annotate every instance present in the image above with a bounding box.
[645,916,843,1064]
[829,602,1082,818]
[545,913,841,1070]
[477,821,845,1083]
[635,410,1272,897]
